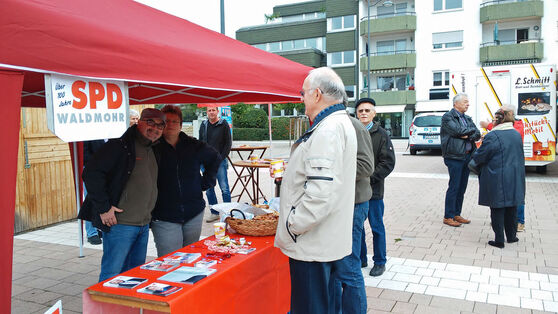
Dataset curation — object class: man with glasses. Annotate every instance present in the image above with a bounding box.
[79,108,165,282]
[275,67,357,314]
[356,98,396,277]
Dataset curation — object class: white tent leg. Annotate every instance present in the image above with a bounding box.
[268,104,273,198]
[73,142,84,258]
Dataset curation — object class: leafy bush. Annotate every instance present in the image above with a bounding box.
[233,107,267,128]
[232,128,268,141]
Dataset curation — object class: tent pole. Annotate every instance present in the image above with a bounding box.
[73,142,84,257]
[268,104,273,199]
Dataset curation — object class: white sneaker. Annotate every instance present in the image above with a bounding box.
[206,214,220,223]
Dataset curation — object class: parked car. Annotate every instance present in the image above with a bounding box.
[408,112,445,155]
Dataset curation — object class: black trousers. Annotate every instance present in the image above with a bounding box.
[490,206,517,243]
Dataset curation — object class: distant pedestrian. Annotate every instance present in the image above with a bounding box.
[471,106,524,248]
[356,98,395,277]
[129,109,139,126]
[441,93,480,227]
[199,106,232,222]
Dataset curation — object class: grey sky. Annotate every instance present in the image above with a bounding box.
[135,0,301,38]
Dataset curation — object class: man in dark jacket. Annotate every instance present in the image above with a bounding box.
[441,93,481,227]
[78,108,165,282]
[199,107,232,222]
[356,98,396,277]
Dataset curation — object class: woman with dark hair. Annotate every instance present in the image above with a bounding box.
[471,106,525,248]
[151,105,220,257]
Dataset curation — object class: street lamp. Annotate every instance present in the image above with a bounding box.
[367,0,393,97]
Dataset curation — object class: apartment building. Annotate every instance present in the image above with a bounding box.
[238,0,557,138]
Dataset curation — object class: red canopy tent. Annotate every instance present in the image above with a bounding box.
[0,0,310,311]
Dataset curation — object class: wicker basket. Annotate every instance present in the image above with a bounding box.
[225,210,279,237]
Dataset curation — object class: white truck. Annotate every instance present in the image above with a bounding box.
[450,64,557,172]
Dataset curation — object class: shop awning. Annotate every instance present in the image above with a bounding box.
[375,105,406,113]
[415,100,451,112]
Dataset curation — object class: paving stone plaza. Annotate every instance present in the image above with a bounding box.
[11,140,558,313]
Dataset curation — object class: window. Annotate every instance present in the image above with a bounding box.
[429,88,449,100]
[432,30,463,49]
[377,2,408,17]
[328,51,356,66]
[376,39,407,55]
[433,71,450,86]
[254,44,266,51]
[434,0,462,11]
[328,15,356,32]
[345,86,356,100]
[377,75,406,91]
[268,42,280,52]
[498,28,530,45]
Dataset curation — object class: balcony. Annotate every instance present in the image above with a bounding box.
[359,90,416,105]
[360,51,416,72]
[480,0,543,23]
[277,48,324,68]
[479,39,543,64]
[360,12,416,35]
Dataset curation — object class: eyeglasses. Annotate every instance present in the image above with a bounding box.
[357,108,372,113]
[142,119,166,130]
[300,88,322,97]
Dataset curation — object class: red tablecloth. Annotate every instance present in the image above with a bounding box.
[84,236,290,313]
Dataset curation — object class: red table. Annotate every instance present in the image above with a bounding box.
[83,236,290,313]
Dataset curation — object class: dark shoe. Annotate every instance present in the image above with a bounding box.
[454,216,471,224]
[488,240,504,248]
[507,237,519,243]
[443,218,461,227]
[87,235,102,245]
[369,264,386,277]
[361,261,368,268]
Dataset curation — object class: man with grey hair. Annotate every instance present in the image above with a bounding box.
[441,93,481,227]
[275,67,357,314]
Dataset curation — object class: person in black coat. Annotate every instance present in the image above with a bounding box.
[356,98,396,277]
[441,93,481,227]
[151,105,220,257]
[471,107,525,248]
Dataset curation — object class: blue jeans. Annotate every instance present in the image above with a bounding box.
[206,160,231,214]
[361,199,386,266]
[99,224,149,282]
[517,204,525,224]
[82,184,99,238]
[444,157,470,219]
[289,258,335,314]
[331,201,368,314]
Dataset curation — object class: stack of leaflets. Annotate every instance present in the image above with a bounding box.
[194,260,217,268]
[103,276,147,289]
[159,266,217,285]
[137,282,182,297]
[140,260,180,272]
[163,252,201,264]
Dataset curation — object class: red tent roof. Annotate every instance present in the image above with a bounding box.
[0,0,310,107]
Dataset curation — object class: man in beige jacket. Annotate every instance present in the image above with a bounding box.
[275,67,357,314]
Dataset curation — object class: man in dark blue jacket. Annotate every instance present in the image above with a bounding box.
[199,107,232,222]
[79,108,165,282]
[356,98,396,277]
[441,93,481,227]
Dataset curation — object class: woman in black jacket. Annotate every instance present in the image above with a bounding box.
[151,105,220,257]
[471,107,525,248]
